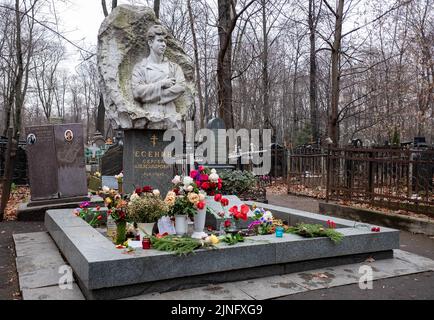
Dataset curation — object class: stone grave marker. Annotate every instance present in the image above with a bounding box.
[101,145,123,176]
[101,176,118,190]
[205,118,236,171]
[25,126,58,201]
[123,130,173,195]
[25,124,88,203]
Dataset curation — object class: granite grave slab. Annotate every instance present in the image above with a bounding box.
[45,202,400,300]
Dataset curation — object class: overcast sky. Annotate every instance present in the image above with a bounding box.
[56,0,135,70]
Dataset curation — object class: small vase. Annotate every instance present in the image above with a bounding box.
[175,215,188,236]
[115,220,127,245]
[191,206,208,239]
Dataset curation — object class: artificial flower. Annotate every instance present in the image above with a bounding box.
[198,165,205,171]
[201,182,210,190]
[214,194,222,202]
[224,219,232,228]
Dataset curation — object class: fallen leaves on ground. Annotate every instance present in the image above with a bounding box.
[0,186,30,221]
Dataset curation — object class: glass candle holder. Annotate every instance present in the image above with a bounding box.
[275,226,284,238]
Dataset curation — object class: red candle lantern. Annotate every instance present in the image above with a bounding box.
[142,238,151,250]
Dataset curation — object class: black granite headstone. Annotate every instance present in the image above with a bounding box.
[123,130,174,195]
[205,117,235,171]
[25,124,88,202]
[54,124,88,198]
[101,145,123,176]
[25,126,59,201]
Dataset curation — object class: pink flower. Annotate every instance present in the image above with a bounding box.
[190,170,199,179]
[224,220,232,228]
[214,194,222,202]
[199,166,205,172]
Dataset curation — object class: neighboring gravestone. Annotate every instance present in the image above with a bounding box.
[123,130,173,194]
[101,144,123,176]
[205,118,235,171]
[25,124,88,204]
[102,176,118,190]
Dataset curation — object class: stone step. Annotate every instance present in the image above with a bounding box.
[13,232,85,300]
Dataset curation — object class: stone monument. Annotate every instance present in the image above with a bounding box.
[97,5,194,193]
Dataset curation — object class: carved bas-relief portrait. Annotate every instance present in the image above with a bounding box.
[131,25,186,127]
[97,5,194,130]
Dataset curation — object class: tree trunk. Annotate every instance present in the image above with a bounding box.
[261,0,271,132]
[328,0,345,147]
[217,0,234,129]
[309,0,319,143]
[187,0,205,128]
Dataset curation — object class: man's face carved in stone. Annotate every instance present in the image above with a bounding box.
[149,35,167,56]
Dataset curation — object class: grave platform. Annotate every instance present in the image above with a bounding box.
[45,203,400,300]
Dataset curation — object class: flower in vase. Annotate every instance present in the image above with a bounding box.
[209,173,219,183]
[190,170,199,179]
[198,191,206,201]
[172,175,181,185]
[197,201,206,210]
[188,192,200,205]
[165,192,177,206]
[184,185,194,192]
[130,193,140,202]
[183,176,194,186]
[142,186,153,193]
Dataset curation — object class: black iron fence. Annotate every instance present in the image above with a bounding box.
[0,137,28,185]
[288,146,434,216]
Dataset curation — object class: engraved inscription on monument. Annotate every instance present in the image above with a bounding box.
[123,130,173,194]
